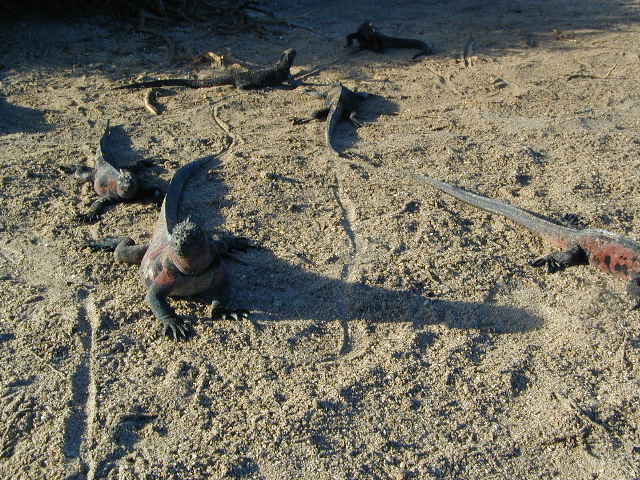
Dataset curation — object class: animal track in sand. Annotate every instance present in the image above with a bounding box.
[63,292,98,480]
[329,163,367,357]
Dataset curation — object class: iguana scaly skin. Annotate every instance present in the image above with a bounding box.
[346,22,432,59]
[88,156,252,340]
[295,83,368,157]
[115,49,297,90]
[416,174,640,306]
[74,121,159,222]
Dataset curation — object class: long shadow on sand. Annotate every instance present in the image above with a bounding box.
[0,96,51,135]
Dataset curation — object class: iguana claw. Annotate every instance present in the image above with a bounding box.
[162,318,188,341]
[530,255,565,274]
[210,300,250,321]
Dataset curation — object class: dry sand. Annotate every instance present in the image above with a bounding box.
[1,0,640,478]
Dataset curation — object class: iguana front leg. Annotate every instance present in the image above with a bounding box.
[87,236,148,265]
[78,196,115,223]
[146,285,188,340]
[530,245,588,274]
[74,165,94,183]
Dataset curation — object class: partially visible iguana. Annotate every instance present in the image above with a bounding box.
[414,174,640,307]
[294,83,369,157]
[346,22,432,59]
[115,49,297,90]
[87,156,252,340]
[74,121,161,223]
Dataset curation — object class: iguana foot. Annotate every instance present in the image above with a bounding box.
[530,254,566,274]
[74,165,94,183]
[161,317,189,341]
[86,236,130,252]
[292,117,312,125]
[77,197,114,224]
[210,300,250,321]
[77,212,100,224]
[530,245,588,274]
[348,111,363,128]
[129,159,156,171]
[138,186,165,206]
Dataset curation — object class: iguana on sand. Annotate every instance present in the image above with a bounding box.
[294,83,368,157]
[88,156,252,340]
[74,121,160,222]
[346,22,432,59]
[115,49,297,90]
[415,174,640,306]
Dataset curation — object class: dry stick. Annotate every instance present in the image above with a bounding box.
[211,96,243,152]
[616,334,628,369]
[294,57,343,82]
[424,64,446,84]
[567,64,619,81]
[603,64,617,78]
[143,88,160,115]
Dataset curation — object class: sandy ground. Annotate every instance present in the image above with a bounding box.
[1,0,640,478]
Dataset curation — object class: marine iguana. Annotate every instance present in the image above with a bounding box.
[87,156,252,340]
[74,121,160,223]
[115,49,297,90]
[346,22,432,59]
[294,83,368,157]
[415,174,640,305]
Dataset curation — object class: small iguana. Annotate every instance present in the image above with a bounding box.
[115,49,297,90]
[346,22,432,59]
[415,174,640,305]
[294,83,368,157]
[88,156,252,340]
[74,121,160,223]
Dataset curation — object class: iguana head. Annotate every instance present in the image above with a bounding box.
[280,49,296,68]
[116,169,139,199]
[171,219,207,257]
[169,219,215,275]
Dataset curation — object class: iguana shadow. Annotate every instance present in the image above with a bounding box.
[219,249,538,326]
[0,96,51,135]
[189,246,543,358]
